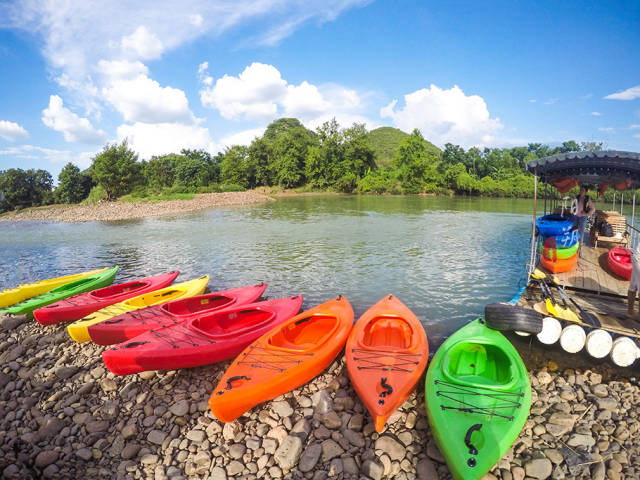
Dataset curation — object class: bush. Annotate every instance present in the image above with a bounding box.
[84,185,107,204]
[219,184,245,192]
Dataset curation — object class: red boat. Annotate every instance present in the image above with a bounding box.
[88,284,268,345]
[607,246,632,280]
[33,271,180,325]
[102,295,303,375]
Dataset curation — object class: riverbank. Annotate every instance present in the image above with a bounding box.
[0,191,274,223]
[0,313,638,480]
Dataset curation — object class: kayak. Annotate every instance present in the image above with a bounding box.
[607,246,632,280]
[346,295,428,432]
[540,252,578,273]
[539,240,579,260]
[34,271,180,325]
[0,267,118,318]
[67,275,210,343]
[425,318,531,480]
[0,267,108,309]
[88,283,268,345]
[541,229,580,249]
[209,296,353,422]
[102,295,302,375]
[535,214,575,237]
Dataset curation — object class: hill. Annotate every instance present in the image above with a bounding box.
[367,127,441,167]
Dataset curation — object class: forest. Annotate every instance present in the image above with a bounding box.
[0,117,607,213]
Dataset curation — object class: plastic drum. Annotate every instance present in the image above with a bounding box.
[545,229,580,249]
[611,337,640,367]
[540,253,578,274]
[559,324,586,353]
[585,329,613,359]
[536,317,562,345]
[539,240,579,260]
[535,215,576,237]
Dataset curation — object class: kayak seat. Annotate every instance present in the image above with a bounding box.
[269,315,337,351]
[193,309,274,335]
[165,296,233,316]
[445,343,513,387]
[362,316,412,350]
[93,281,147,298]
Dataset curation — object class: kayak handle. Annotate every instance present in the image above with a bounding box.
[464,423,482,456]
[225,375,250,390]
[380,377,393,397]
[295,317,312,325]
[121,341,150,349]
[104,318,124,324]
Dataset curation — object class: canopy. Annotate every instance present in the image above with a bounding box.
[526,150,640,193]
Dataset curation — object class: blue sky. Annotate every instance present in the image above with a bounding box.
[0,0,639,178]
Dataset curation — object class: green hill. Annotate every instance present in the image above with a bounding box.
[367,127,441,167]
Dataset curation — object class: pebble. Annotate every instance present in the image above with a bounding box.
[34,450,59,468]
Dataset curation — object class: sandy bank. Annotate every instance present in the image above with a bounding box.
[0,191,274,223]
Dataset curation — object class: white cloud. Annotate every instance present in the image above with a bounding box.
[189,14,203,27]
[200,62,287,121]
[103,75,197,124]
[199,62,370,127]
[0,121,28,142]
[96,59,148,82]
[380,84,503,148]
[543,98,559,105]
[0,145,93,168]
[117,122,212,159]
[42,95,106,144]
[211,127,268,153]
[598,127,614,132]
[591,111,601,116]
[630,124,640,130]
[121,26,164,60]
[528,99,537,103]
[605,85,640,101]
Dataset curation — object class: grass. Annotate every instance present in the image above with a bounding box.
[118,192,196,202]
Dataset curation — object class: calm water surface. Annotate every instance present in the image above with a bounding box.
[1,195,536,350]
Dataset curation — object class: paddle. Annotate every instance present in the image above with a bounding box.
[532,269,600,327]
[533,278,559,317]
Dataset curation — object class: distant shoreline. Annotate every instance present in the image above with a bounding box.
[0,191,274,223]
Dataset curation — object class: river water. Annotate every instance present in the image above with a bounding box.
[1,195,538,350]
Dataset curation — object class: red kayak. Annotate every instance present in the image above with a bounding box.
[102,295,303,375]
[607,246,632,280]
[88,284,267,345]
[33,271,179,326]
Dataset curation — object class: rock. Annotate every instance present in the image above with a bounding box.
[525,457,553,479]
[343,457,358,475]
[312,390,333,414]
[42,464,59,478]
[272,400,294,418]
[592,384,609,397]
[596,397,618,411]
[147,429,167,445]
[544,449,564,465]
[170,399,189,416]
[416,457,439,480]
[263,437,278,454]
[222,422,241,441]
[375,435,406,461]
[121,423,138,440]
[362,459,384,480]
[427,439,445,463]
[328,458,343,477]
[210,466,227,480]
[76,448,92,461]
[321,439,344,462]
[299,443,322,472]
[228,443,246,459]
[35,450,59,468]
[591,462,605,480]
[186,429,205,443]
[322,411,342,429]
[121,443,140,460]
[348,413,364,431]
[86,420,109,433]
[140,454,159,465]
[100,378,117,392]
[274,435,303,470]
[343,428,365,447]
[567,433,596,449]
[511,466,525,480]
[291,418,311,441]
[226,460,244,476]
[55,366,79,379]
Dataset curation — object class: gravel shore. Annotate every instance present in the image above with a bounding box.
[1,313,639,480]
[0,192,274,223]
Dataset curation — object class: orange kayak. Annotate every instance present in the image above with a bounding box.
[346,295,428,432]
[209,296,354,422]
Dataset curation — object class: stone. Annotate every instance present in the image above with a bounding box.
[271,400,294,418]
[226,460,244,476]
[55,366,79,379]
[299,443,322,472]
[343,457,358,475]
[567,433,596,449]
[596,397,618,411]
[312,390,333,414]
[210,466,227,480]
[328,458,343,477]
[427,439,445,463]
[228,443,246,459]
[76,448,92,461]
[121,443,141,460]
[322,411,342,429]
[291,418,311,441]
[416,458,439,480]
[321,439,344,462]
[100,378,117,392]
[274,435,303,470]
[375,435,406,461]
[35,450,59,468]
[86,420,109,433]
[186,429,205,443]
[147,429,167,445]
[591,462,606,480]
[343,428,365,447]
[170,399,189,416]
[263,437,278,454]
[525,458,553,479]
[140,454,159,465]
[347,413,364,431]
[544,449,564,465]
[121,423,138,440]
[362,459,384,480]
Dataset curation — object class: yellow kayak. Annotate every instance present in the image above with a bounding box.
[0,267,108,309]
[67,275,210,343]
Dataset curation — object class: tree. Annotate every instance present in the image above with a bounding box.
[91,140,141,200]
[144,155,178,189]
[393,129,431,193]
[219,146,250,187]
[0,168,53,212]
[56,162,92,203]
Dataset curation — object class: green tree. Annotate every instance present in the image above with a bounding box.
[393,129,431,193]
[0,168,54,212]
[219,146,250,187]
[91,140,141,200]
[56,162,92,203]
[144,154,178,189]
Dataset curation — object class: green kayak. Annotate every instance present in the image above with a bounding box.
[425,318,531,480]
[0,266,118,318]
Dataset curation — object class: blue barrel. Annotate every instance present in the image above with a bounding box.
[541,229,580,249]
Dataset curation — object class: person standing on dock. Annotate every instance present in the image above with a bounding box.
[629,243,640,319]
[575,186,595,250]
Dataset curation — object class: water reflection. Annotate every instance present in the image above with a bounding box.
[0,196,532,350]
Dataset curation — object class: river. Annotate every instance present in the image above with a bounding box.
[1,195,539,350]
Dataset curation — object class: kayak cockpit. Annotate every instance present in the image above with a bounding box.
[91,281,147,298]
[269,314,338,351]
[192,308,274,336]
[164,295,234,316]
[442,342,515,388]
[360,315,413,350]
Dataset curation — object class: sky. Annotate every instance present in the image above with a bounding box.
[0,0,639,178]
